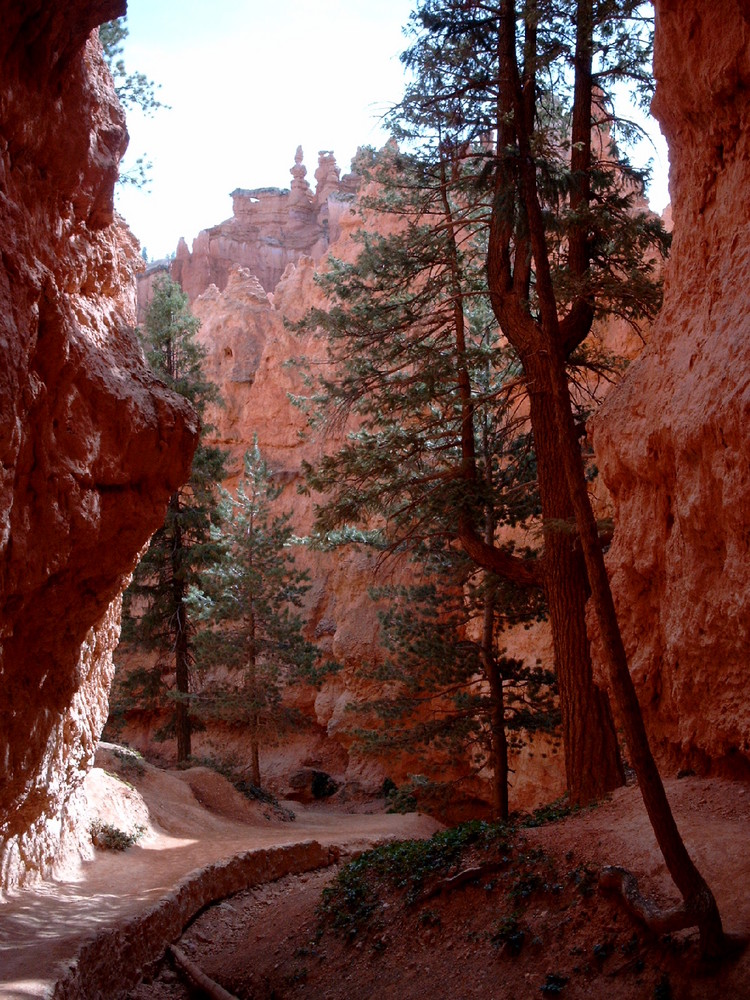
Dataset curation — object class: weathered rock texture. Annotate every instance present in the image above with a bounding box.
[592,0,750,773]
[135,147,361,323]
[0,4,198,889]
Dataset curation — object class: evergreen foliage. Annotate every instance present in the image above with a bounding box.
[118,276,227,762]
[99,18,166,116]
[294,141,557,817]
[363,0,671,805]
[397,0,723,953]
[99,17,167,188]
[353,543,557,817]
[190,441,325,787]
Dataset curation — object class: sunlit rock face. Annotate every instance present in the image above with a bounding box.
[592,1,750,773]
[133,147,362,321]
[0,3,198,889]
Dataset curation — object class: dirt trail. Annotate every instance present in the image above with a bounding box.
[0,753,440,999]
[130,774,750,1000]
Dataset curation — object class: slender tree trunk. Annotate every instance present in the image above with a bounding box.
[487,0,723,956]
[525,354,624,804]
[246,605,261,788]
[479,427,509,822]
[483,591,509,822]
[249,721,261,788]
[171,494,191,764]
[174,624,191,764]
[542,341,726,957]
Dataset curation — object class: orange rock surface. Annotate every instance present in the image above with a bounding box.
[592,0,750,773]
[0,5,198,888]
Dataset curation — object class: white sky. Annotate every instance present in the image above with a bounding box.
[114,0,671,261]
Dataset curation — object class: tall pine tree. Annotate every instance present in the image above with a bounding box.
[191,441,322,788]
[120,275,227,763]
[397,0,722,954]
[295,143,561,816]
[357,542,555,821]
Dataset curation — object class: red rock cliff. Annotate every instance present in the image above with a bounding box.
[592,0,750,773]
[0,3,198,888]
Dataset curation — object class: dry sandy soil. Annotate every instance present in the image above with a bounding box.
[2,747,749,999]
[127,774,750,1000]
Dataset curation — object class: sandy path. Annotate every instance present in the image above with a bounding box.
[0,758,440,999]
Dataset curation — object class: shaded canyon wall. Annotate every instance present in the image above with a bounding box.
[592,0,750,774]
[0,4,198,889]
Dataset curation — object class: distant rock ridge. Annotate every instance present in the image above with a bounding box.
[138,147,362,321]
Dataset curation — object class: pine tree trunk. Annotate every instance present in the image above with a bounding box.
[542,343,726,957]
[247,606,261,788]
[250,724,261,788]
[171,495,191,764]
[526,357,624,804]
[175,619,191,764]
[483,605,509,822]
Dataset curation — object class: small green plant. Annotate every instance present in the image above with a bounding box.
[108,744,146,780]
[540,972,569,994]
[568,863,598,897]
[520,798,577,828]
[319,821,512,937]
[90,820,145,852]
[491,913,525,956]
[418,908,441,928]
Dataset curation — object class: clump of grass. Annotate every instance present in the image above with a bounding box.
[491,912,526,955]
[90,820,145,852]
[519,797,578,828]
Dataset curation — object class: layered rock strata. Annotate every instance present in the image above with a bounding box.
[592,0,750,772]
[136,147,362,320]
[0,4,198,888]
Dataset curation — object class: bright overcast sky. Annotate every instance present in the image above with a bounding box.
[114,0,670,261]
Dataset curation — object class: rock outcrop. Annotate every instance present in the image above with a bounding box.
[592,0,750,773]
[140,147,362,318]
[0,4,198,889]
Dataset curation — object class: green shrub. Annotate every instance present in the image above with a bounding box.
[90,820,145,852]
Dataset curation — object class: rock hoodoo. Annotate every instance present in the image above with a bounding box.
[592,0,750,774]
[0,4,198,889]
[156,147,361,312]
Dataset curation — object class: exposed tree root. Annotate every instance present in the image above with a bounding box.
[600,866,699,934]
[417,862,508,903]
[169,944,239,1000]
[600,866,747,961]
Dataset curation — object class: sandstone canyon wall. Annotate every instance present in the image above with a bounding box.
[0,4,198,889]
[136,146,362,324]
[593,0,750,775]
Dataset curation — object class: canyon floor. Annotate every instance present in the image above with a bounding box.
[2,754,749,1000]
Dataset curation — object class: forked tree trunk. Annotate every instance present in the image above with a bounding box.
[486,0,724,956]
